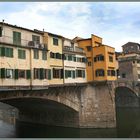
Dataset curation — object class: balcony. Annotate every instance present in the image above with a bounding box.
[75,47,84,53]
[63,46,74,52]
[0,35,47,50]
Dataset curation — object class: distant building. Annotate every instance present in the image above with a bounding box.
[118,53,140,81]
[122,42,140,54]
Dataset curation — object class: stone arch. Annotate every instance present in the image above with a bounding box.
[115,86,139,108]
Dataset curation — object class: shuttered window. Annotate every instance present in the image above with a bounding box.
[34,50,39,59]
[26,70,31,79]
[42,51,47,60]
[47,69,51,80]
[72,71,75,79]
[32,35,40,44]
[18,49,26,59]
[13,31,21,45]
[0,47,13,58]
[53,38,58,46]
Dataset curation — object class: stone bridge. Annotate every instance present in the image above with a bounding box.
[0,80,139,128]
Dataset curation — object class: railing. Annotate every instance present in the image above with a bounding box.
[63,46,74,52]
[0,36,48,50]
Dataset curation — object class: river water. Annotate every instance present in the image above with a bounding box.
[0,107,140,138]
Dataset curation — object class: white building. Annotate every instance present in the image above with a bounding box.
[63,38,87,84]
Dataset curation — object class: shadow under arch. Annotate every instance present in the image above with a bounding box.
[0,97,79,127]
[115,86,139,108]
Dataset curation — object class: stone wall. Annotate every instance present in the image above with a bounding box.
[79,84,116,128]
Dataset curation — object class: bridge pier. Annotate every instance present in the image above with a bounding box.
[79,83,116,128]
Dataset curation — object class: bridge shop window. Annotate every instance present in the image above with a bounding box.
[107,70,115,76]
[53,68,63,79]
[6,69,14,79]
[94,54,104,62]
[65,70,75,78]
[18,70,26,78]
[95,69,105,77]
[76,70,85,78]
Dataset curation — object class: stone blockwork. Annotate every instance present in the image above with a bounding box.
[0,83,117,128]
[79,84,116,128]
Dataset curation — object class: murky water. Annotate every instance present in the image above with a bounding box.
[0,107,140,138]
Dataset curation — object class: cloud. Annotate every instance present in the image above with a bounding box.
[1,2,140,52]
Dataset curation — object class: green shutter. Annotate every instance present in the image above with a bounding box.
[1,47,5,56]
[1,68,5,78]
[48,69,51,80]
[72,70,75,79]
[82,70,85,78]
[65,70,68,78]
[26,70,31,79]
[40,68,44,80]
[15,69,19,79]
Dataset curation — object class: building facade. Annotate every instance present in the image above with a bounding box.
[118,53,140,81]
[63,38,87,84]
[76,34,117,82]
[122,42,140,54]
[0,22,49,89]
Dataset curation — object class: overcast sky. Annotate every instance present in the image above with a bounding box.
[0,2,140,51]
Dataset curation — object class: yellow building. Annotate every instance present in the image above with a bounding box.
[43,32,64,85]
[0,22,49,89]
[75,34,117,82]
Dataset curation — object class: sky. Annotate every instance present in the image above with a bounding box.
[0,2,140,52]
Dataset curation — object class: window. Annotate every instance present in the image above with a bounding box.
[34,68,40,79]
[107,70,115,76]
[18,70,26,78]
[94,55,104,62]
[122,73,126,78]
[109,56,113,62]
[13,31,21,45]
[6,69,14,78]
[42,51,47,60]
[88,61,91,66]
[86,46,92,51]
[68,55,72,61]
[18,49,26,59]
[34,50,39,59]
[32,35,40,44]
[0,47,13,57]
[50,52,62,60]
[73,56,76,62]
[95,69,105,77]
[138,74,140,79]
[53,68,61,78]
[76,70,85,78]
[77,57,82,62]
[0,27,2,37]
[53,38,58,46]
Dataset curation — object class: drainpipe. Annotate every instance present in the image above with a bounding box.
[62,38,65,85]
